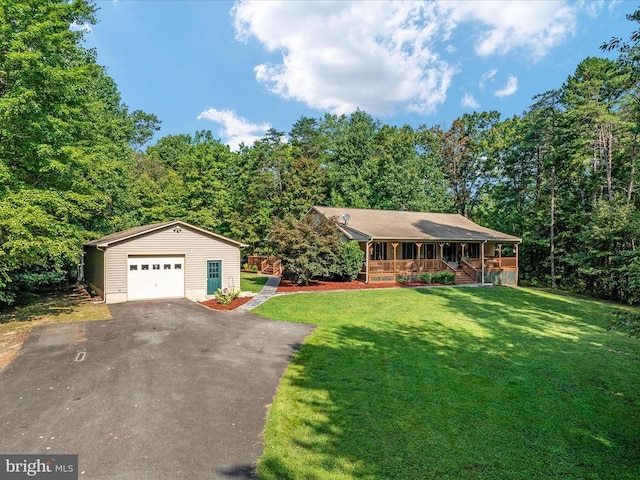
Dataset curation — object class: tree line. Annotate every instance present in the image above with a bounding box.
[1,0,639,308]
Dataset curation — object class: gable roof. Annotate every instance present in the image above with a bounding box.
[311,206,521,243]
[84,220,247,248]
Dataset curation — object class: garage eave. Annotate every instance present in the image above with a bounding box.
[85,220,246,249]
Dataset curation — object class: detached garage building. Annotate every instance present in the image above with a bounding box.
[84,221,245,304]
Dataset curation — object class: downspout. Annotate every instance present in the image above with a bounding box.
[516,241,521,287]
[365,240,372,284]
[481,240,487,285]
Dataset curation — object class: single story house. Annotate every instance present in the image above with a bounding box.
[310,206,522,286]
[84,220,246,303]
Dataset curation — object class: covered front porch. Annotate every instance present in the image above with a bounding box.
[363,241,519,286]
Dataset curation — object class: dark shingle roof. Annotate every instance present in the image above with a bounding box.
[312,206,521,243]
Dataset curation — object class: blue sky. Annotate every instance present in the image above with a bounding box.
[85,1,636,150]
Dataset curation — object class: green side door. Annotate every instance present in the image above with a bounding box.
[207,260,221,295]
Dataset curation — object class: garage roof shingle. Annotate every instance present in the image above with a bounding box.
[85,221,246,248]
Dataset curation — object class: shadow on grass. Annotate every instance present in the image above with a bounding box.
[0,289,87,324]
[258,287,640,480]
[241,273,270,294]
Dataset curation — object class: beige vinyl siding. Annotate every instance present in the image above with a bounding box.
[83,246,105,297]
[104,225,241,300]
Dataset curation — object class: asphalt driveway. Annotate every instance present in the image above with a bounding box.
[0,299,315,479]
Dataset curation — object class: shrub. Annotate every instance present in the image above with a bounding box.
[251,264,259,272]
[431,271,455,285]
[242,263,250,270]
[419,273,432,284]
[609,311,640,338]
[214,287,240,305]
[332,241,365,281]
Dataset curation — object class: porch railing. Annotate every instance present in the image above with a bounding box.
[247,255,280,273]
[369,259,444,274]
[461,259,479,282]
[440,260,457,273]
[272,259,282,277]
[368,257,516,276]
[463,257,517,270]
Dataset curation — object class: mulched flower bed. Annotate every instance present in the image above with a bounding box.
[277,278,431,293]
[200,296,253,311]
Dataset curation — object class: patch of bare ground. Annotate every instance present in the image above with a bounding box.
[0,285,111,370]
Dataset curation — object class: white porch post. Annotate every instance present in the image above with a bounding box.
[366,240,372,284]
[481,240,487,285]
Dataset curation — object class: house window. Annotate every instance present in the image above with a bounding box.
[141,264,149,270]
[164,264,171,270]
[153,264,160,270]
[174,264,182,270]
[129,265,138,271]
[371,242,387,260]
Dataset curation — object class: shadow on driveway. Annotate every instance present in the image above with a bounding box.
[0,299,314,480]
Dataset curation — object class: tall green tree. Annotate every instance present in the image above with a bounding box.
[434,111,501,217]
[141,131,235,233]
[325,110,379,208]
[0,0,139,304]
[129,110,161,152]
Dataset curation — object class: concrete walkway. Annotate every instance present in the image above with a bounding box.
[236,275,281,312]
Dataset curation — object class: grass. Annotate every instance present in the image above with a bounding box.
[0,288,111,369]
[241,271,270,293]
[252,287,640,480]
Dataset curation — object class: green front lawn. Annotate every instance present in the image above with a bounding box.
[253,287,640,480]
[240,271,270,293]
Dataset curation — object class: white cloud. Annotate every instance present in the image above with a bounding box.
[197,108,271,151]
[232,1,456,115]
[494,76,518,97]
[230,1,592,116]
[461,93,479,109]
[442,0,578,62]
[479,69,498,91]
[70,22,92,33]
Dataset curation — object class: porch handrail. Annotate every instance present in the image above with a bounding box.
[272,259,282,277]
[440,260,456,273]
[461,258,478,281]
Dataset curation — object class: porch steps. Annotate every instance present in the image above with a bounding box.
[455,269,477,285]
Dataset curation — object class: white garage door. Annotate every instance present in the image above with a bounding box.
[127,256,185,301]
